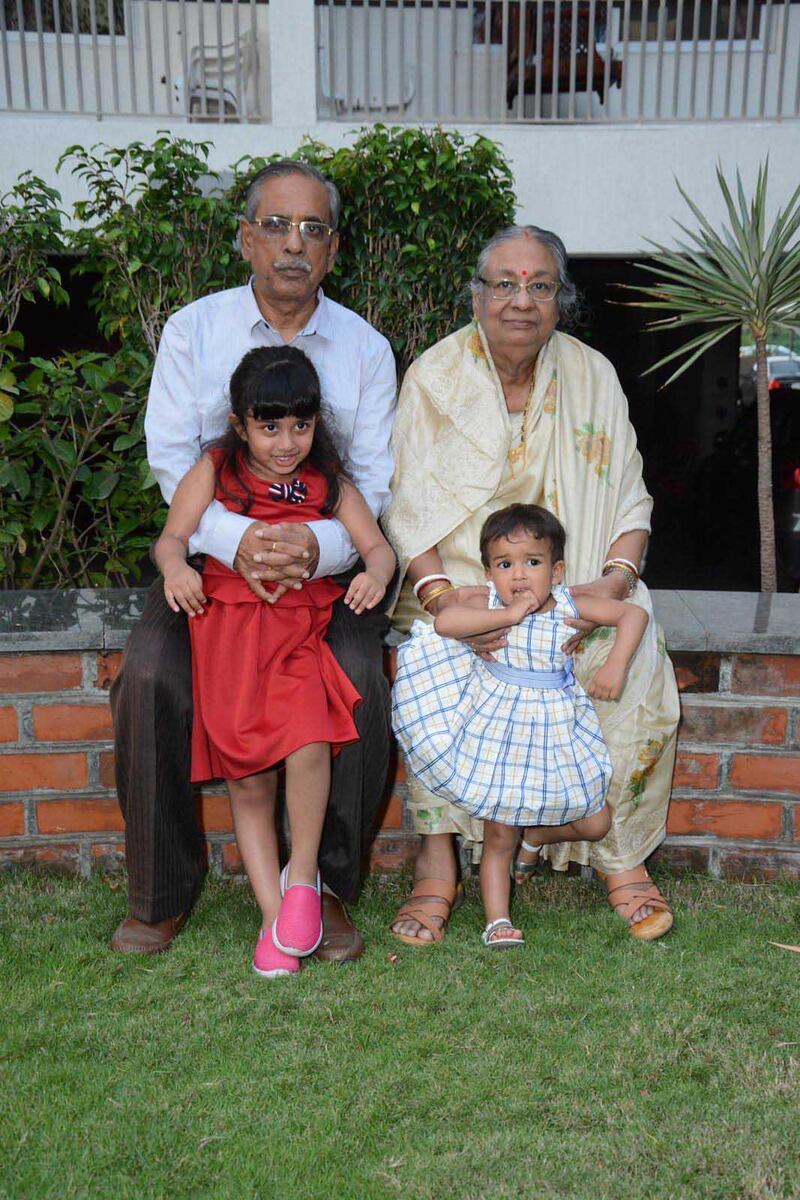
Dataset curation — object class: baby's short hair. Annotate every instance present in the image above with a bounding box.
[479,504,566,567]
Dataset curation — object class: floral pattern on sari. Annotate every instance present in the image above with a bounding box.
[543,371,558,414]
[467,323,487,363]
[625,734,669,808]
[575,422,612,481]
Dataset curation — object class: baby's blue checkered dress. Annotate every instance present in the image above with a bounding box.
[392,586,612,827]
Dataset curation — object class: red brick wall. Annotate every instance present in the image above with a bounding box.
[1,647,799,880]
[653,651,800,879]
[0,649,415,877]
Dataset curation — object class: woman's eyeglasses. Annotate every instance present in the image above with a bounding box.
[478,277,560,303]
[247,216,335,243]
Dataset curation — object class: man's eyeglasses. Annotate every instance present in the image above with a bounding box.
[247,215,335,243]
[478,277,561,303]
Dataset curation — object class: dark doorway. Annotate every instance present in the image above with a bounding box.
[570,256,758,591]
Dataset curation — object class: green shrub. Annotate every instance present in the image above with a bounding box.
[0,347,161,587]
[60,134,245,356]
[0,172,69,336]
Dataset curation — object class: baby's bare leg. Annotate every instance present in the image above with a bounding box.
[481,821,523,942]
[524,802,612,847]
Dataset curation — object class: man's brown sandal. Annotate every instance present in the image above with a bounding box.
[390,877,464,946]
[603,874,674,941]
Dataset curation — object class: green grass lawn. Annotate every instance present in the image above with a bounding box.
[2,870,799,1200]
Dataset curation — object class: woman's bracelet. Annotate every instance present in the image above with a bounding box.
[419,583,455,611]
[605,556,640,577]
[412,573,452,600]
[602,559,639,597]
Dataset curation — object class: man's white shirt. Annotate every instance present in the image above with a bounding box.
[145,282,397,577]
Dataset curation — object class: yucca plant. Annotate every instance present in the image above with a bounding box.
[623,161,800,592]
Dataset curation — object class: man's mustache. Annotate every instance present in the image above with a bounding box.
[273,257,312,274]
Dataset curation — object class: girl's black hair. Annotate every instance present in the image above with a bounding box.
[209,346,348,515]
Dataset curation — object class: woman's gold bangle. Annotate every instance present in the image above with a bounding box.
[420,584,455,611]
[601,561,638,597]
[604,557,640,581]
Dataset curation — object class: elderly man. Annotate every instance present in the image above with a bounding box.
[111,161,396,960]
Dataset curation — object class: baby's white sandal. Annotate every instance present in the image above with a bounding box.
[481,918,525,949]
[511,838,542,884]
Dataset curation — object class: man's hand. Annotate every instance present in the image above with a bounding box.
[164,564,206,617]
[562,574,628,654]
[234,522,320,604]
[429,585,508,661]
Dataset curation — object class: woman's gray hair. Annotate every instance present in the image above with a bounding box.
[470,225,582,328]
[242,160,341,230]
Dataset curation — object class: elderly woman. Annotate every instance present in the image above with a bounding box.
[384,225,679,944]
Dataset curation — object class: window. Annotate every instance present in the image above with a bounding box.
[625,0,763,42]
[472,0,766,47]
[3,0,126,35]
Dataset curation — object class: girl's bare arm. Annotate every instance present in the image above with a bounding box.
[434,596,533,640]
[335,481,397,614]
[153,455,216,615]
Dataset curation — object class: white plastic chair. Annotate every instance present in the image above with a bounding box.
[173,28,257,118]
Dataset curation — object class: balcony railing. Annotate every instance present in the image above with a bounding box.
[1,0,798,121]
[0,0,270,117]
[315,0,800,123]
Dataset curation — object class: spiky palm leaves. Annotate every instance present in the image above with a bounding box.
[624,162,800,591]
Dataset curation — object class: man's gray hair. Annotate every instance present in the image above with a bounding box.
[242,160,341,230]
[471,225,581,327]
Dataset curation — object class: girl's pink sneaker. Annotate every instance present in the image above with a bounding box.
[252,927,301,978]
[272,864,323,957]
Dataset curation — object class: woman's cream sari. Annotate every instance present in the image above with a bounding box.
[384,321,679,873]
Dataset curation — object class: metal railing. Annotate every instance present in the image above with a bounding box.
[0,0,269,118]
[315,0,800,122]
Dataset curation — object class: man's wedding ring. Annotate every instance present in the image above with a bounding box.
[271,541,278,553]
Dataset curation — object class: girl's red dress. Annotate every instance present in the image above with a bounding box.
[189,452,361,782]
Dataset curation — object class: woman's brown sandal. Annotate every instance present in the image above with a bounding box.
[390,877,464,946]
[603,872,674,941]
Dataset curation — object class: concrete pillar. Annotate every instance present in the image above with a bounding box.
[268,0,318,130]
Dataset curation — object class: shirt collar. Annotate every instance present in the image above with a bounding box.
[243,280,334,341]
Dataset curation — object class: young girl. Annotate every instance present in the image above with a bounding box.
[391,504,648,949]
[154,346,396,979]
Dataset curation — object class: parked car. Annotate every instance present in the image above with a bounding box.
[755,356,800,390]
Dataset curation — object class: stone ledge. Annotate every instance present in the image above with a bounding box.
[2,587,800,655]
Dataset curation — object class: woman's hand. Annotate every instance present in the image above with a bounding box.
[164,564,207,616]
[561,574,629,654]
[431,585,508,660]
[344,571,386,615]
